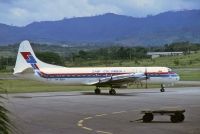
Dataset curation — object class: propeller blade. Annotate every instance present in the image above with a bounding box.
[145,67,148,89]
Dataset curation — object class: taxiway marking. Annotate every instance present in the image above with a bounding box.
[96,114,108,117]
[77,120,83,127]
[82,127,93,131]
[84,117,93,120]
[77,110,139,134]
[96,130,112,134]
[77,110,132,134]
[112,111,127,114]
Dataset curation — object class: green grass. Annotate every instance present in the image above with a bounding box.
[0,72,13,78]
[175,69,200,81]
[66,51,200,68]
[149,51,200,68]
[0,79,95,93]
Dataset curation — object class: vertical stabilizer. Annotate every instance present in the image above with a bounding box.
[14,40,65,75]
[13,40,38,74]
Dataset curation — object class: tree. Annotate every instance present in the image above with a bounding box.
[0,57,15,71]
[35,52,64,66]
[174,59,180,66]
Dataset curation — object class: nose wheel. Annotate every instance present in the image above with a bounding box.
[160,84,165,92]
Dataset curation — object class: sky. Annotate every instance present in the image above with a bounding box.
[0,0,200,26]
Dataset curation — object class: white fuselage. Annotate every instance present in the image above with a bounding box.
[15,66,180,86]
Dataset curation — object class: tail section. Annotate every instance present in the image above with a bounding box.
[14,40,39,75]
[14,40,65,76]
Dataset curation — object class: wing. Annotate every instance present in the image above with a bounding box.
[86,73,147,87]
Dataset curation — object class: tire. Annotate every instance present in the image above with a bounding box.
[95,88,101,94]
[143,113,153,123]
[171,115,177,123]
[178,114,185,122]
[109,89,116,95]
[175,113,185,122]
[160,88,165,92]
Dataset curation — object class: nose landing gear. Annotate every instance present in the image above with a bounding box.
[160,84,165,92]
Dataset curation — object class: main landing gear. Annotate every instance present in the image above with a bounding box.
[94,87,116,95]
[109,88,116,95]
[95,87,101,94]
[160,84,165,92]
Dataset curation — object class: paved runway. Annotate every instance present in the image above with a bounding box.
[4,87,200,134]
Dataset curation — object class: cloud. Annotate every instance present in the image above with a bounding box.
[0,0,121,26]
[90,0,200,17]
[0,0,199,26]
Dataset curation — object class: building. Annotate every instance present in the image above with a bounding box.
[147,52,183,58]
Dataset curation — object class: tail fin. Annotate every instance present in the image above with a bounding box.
[13,40,39,75]
[14,40,65,75]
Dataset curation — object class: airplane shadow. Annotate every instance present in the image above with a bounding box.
[12,90,176,99]
[81,90,175,96]
[131,91,175,94]
[81,92,139,96]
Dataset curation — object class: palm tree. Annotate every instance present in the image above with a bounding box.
[0,83,12,134]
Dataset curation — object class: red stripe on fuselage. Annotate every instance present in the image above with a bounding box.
[38,71,176,76]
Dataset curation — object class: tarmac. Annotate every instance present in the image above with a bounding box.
[4,87,200,134]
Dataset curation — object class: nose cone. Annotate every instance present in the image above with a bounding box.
[176,73,180,81]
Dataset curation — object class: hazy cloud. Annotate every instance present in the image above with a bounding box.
[90,0,200,17]
[0,0,199,26]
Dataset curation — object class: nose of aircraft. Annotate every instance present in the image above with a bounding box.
[175,73,180,81]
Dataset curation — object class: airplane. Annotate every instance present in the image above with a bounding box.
[13,40,180,95]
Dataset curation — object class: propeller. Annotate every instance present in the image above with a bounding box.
[145,67,148,89]
[110,74,113,81]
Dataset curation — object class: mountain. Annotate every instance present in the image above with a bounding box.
[0,9,200,46]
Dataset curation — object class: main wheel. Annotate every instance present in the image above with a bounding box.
[109,89,116,95]
[160,88,165,92]
[95,88,101,94]
[160,84,165,92]
[143,113,153,123]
